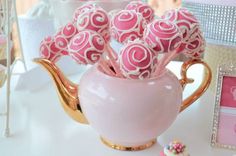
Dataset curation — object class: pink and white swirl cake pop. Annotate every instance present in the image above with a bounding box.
[73,3,97,23]
[120,40,158,80]
[183,24,206,58]
[125,1,155,23]
[162,8,198,42]
[68,30,105,65]
[111,10,146,44]
[55,22,78,51]
[143,19,182,54]
[40,36,68,62]
[76,7,110,41]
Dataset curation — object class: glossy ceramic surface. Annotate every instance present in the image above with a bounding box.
[34,58,212,150]
[79,66,183,147]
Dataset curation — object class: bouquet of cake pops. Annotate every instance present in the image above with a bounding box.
[39,1,205,80]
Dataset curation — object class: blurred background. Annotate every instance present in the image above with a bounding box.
[16,0,181,15]
[148,0,181,16]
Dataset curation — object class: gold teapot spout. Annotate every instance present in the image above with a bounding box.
[34,58,88,124]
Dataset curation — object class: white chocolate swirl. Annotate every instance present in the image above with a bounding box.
[143,19,182,53]
[183,24,205,58]
[162,8,198,42]
[76,7,110,41]
[55,22,78,50]
[125,1,154,23]
[120,40,158,79]
[40,36,68,62]
[73,3,98,23]
[111,10,146,44]
[68,30,105,65]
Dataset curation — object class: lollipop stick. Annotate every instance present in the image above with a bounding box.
[106,44,118,60]
[153,54,168,76]
[154,51,179,76]
[98,59,116,76]
[106,44,123,77]
[162,52,179,67]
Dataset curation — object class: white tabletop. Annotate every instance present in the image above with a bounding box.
[0,61,236,156]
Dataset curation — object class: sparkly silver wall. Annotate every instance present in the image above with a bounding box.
[182,2,236,47]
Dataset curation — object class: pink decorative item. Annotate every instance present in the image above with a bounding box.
[162,8,198,42]
[125,1,155,23]
[73,3,98,23]
[221,76,236,108]
[120,40,157,79]
[68,30,105,65]
[34,55,212,151]
[76,7,110,42]
[143,19,182,54]
[74,5,121,75]
[160,141,189,156]
[40,36,68,62]
[55,22,78,51]
[143,19,182,76]
[218,107,236,147]
[161,8,202,61]
[35,1,213,151]
[80,66,182,147]
[111,10,146,44]
[182,24,206,58]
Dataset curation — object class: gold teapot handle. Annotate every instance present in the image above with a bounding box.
[179,59,212,112]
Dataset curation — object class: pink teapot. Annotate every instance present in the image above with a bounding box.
[34,58,211,151]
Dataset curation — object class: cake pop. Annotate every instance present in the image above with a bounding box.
[73,3,98,23]
[76,7,110,41]
[40,36,68,62]
[162,8,198,42]
[111,10,146,44]
[120,39,158,80]
[143,19,182,76]
[182,24,206,58]
[68,30,116,76]
[75,6,123,76]
[55,22,78,51]
[68,30,105,65]
[125,1,155,23]
[143,19,182,54]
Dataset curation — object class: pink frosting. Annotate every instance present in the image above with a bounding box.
[143,19,182,54]
[162,8,198,42]
[111,10,146,44]
[182,24,206,58]
[73,3,98,23]
[40,36,68,62]
[120,40,157,80]
[76,7,110,41]
[125,1,154,23]
[55,22,78,51]
[68,30,105,65]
